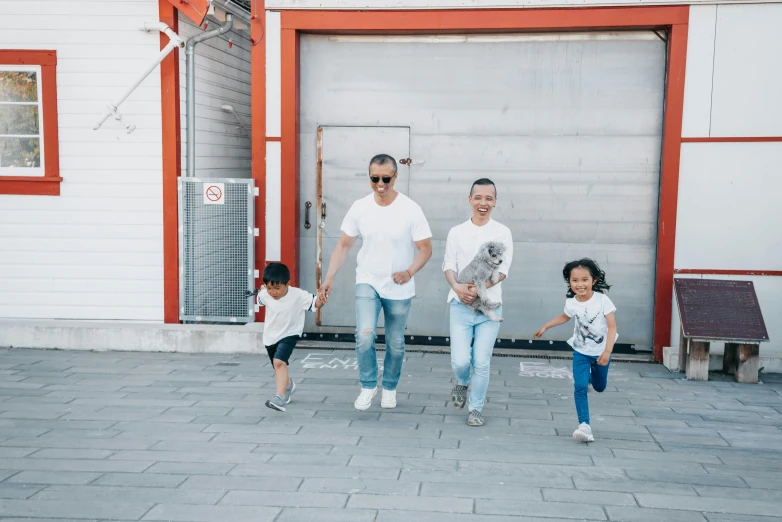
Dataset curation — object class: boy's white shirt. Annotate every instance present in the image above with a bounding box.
[442,218,513,304]
[257,286,317,347]
[341,192,432,300]
[564,292,618,357]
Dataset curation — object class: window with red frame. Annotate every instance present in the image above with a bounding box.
[0,50,61,196]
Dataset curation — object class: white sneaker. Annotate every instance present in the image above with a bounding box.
[381,389,397,409]
[573,422,594,442]
[354,387,377,411]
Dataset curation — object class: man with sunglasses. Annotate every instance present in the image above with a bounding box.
[319,154,433,411]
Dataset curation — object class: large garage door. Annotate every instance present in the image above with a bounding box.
[298,32,667,349]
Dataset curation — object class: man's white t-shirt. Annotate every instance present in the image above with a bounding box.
[564,292,618,357]
[442,219,513,304]
[341,192,432,300]
[256,286,317,347]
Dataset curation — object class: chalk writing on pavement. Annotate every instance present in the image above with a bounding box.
[519,361,573,380]
[300,353,384,370]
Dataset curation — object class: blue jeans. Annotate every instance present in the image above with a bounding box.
[449,301,502,412]
[573,350,610,424]
[355,283,412,391]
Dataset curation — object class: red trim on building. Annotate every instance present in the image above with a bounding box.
[675,269,782,276]
[653,22,688,362]
[252,0,267,322]
[280,27,301,283]
[0,50,61,196]
[159,1,181,324]
[681,137,782,143]
[275,6,689,358]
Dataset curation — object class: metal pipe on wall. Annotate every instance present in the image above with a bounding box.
[185,14,234,177]
[94,22,185,133]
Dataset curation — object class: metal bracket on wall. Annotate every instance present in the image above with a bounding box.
[652,30,667,43]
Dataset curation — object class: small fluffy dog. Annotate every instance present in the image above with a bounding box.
[456,241,506,322]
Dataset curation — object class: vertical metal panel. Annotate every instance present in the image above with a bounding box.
[178,177,255,323]
[299,32,666,347]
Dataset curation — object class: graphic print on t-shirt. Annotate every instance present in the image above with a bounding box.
[572,309,606,350]
[565,292,617,357]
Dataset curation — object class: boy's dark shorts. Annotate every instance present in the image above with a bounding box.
[265,335,299,365]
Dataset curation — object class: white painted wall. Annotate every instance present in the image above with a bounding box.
[680,4,716,138]
[710,4,782,137]
[682,3,782,137]
[178,17,252,178]
[0,0,166,321]
[675,143,782,270]
[265,11,282,262]
[672,3,782,353]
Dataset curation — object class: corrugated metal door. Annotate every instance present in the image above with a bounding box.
[299,32,667,348]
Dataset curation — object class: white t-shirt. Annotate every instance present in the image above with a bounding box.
[442,219,513,304]
[257,286,317,347]
[564,292,618,357]
[341,192,432,300]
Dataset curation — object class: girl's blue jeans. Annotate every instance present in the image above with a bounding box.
[573,350,610,424]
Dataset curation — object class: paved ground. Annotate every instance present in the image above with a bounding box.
[0,347,781,522]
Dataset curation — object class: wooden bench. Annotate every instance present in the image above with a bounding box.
[674,278,769,384]
[678,330,762,383]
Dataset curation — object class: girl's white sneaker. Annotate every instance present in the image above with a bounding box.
[573,422,594,442]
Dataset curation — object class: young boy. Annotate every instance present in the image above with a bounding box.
[255,262,326,411]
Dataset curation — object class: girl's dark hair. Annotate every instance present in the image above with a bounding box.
[263,262,290,286]
[562,258,611,298]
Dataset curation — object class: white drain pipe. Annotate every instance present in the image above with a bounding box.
[185,14,234,177]
[94,23,185,133]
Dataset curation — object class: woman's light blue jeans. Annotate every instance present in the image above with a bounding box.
[449,301,502,412]
[572,350,610,425]
[355,283,412,391]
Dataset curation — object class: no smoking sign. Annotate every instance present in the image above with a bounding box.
[203,183,225,205]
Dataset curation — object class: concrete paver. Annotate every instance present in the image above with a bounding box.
[0,347,781,521]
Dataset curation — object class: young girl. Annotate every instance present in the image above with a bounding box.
[534,258,617,442]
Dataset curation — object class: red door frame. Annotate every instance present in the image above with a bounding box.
[273,6,689,360]
[159,1,181,323]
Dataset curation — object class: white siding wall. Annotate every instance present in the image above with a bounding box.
[178,17,252,179]
[0,0,166,321]
[674,3,782,355]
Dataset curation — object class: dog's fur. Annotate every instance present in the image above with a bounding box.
[455,241,506,322]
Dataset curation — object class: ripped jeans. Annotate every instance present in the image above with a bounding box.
[355,283,412,391]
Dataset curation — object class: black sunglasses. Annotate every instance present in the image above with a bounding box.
[370,174,396,184]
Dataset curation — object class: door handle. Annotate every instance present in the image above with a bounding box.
[304,201,312,229]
